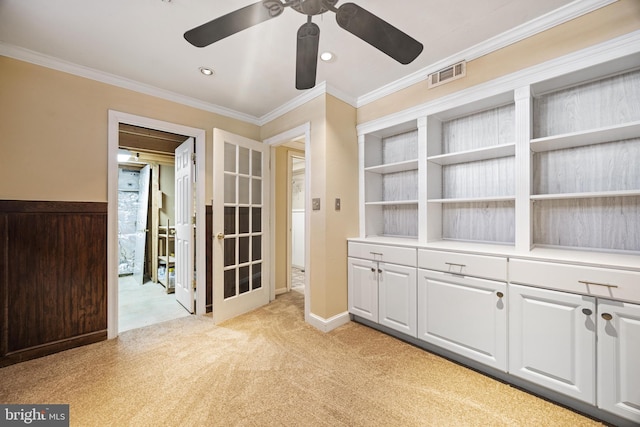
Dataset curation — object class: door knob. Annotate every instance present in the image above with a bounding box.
[216,232,225,240]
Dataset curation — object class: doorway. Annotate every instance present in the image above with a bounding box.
[265,123,310,322]
[116,126,192,332]
[108,111,206,339]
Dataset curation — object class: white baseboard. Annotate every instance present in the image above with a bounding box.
[308,311,351,333]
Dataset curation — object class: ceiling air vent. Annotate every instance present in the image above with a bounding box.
[428,61,466,89]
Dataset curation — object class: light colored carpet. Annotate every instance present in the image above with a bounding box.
[0,291,602,426]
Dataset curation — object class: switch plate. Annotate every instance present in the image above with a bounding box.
[335,198,341,211]
[312,198,321,210]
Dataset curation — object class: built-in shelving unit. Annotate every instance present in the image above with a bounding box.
[530,67,640,252]
[352,37,640,427]
[361,120,420,239]
[157,220,175,293]
[426,97,516,245]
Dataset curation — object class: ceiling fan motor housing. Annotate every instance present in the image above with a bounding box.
[289,0,339,16]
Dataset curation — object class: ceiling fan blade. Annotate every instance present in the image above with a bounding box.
[296,21,320,90]
[184,1,283,48]
[335,3,423,64]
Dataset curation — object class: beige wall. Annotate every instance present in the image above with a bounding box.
[357,0,640,124]
[0,56,260,203]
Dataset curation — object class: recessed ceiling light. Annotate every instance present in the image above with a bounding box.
[320,51,334,62]
[199,67,214,76]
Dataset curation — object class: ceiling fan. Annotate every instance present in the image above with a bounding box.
[184,0,424,90]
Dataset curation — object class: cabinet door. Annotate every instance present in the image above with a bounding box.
[418,270,507,371]
[379,263,417,337]
[348,257,378,322]
[509,284,595,404]
[597,299,640,423]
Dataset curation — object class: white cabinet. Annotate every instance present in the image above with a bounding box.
[509,284,596,404]
[348,242,417,336]
[347,257,379,323]
[378,263,417,337]
[418,269,507,371]
[597,299,640,423]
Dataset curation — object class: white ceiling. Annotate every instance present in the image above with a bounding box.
[0,0,600,122]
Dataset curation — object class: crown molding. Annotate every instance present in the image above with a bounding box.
[257,82,356,126]
[0,42,261,126]
[356,0,617,108]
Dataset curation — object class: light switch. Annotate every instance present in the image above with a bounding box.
[312,198,321,210]
[335,198,341,211]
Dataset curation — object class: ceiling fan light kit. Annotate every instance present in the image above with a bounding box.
[184,0,423,90]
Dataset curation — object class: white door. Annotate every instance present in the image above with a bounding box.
[418,270,507,370]
[213,128,269,323]
[132,165,150,285]
[379,262,417,337]
[175,138,195,313]
[347,257,379,323]
[597,299,640,423]
[509,284,595,404]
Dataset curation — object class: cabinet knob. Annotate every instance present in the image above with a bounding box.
[496,292,504,298]
[378,269,383,274]
[371,267,376,273]
[601,313,613,321]
[581,308,592,316]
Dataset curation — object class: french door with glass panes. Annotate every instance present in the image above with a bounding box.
[212,128,270,323]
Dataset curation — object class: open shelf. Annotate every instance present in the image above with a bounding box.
[531,189,640,200]
[427,143,515,165]
[365,159,419,174]
[366,200,419,206]
[429,196,515,204]
[530,121,640,152]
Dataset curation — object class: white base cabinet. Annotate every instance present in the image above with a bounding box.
[378,263,417,337]
[418,270,507,371]
[597,299,640,423]
[347,257,379,323]
[347,242,418,337]
[509,284,596,404]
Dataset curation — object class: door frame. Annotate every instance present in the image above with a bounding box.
[107,110,206,339]
[264,123,311,323]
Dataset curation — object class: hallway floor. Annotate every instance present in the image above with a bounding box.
[118,275,191,333]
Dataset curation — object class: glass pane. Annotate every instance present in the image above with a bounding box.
[252,263,262,290]
[224,207,236,235]
[252,208,261,232]
[239,176,250,204]
[224,269,236,299]
[239,236,249,263]
[238,146,250,175]
[252,235,261,261]
[224,174,236,204]
[224,143,236,173]
[239,207,250,234]
[252,178,262,205]
[224,238,235,267]
[239,266,250,294]
[252,150,262,177]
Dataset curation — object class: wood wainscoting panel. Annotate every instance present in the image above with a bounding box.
[0,200,108,367]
